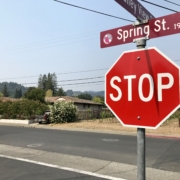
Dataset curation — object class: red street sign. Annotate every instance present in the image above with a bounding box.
[105,47,180,129]
[115,0,155,20]
[101,12,180,48]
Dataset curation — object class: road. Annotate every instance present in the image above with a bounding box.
[0,157,110,180]
[0,125,180,180]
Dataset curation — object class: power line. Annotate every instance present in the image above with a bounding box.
[62,83,104,89]
[140,0,178,12]
[0,68,108,81]
[57,76,103,82]
[21,76,104,85]
[164,0,180,6]
[1,56,180,81]
[58,81,104,87]
[54,0,134,22]
[2,37,97,56]
[0,32,99,54]
[173,59,180,61]
[0,30,99,52]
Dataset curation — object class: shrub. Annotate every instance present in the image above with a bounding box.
[100,110,114,119]
[50,101,77,123]
[0,99,48,119]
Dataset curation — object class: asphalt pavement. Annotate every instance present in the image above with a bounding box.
[0,124,180,180]
[0,157,110,180]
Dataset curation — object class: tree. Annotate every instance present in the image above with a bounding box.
[46,89,53,97]
[14,89,18,98]
[23,87,45,103]
[56,87,66,96]
[66,89,73,96]
[38,74,43,89]
[78,93,92,100]
[92,96,102,103]
[18,89,22,98]
[0,92,3,97]
[1,84,9,97]
[38,73,57,96]
[42,74,47,90]
[93,95,105,106]
[14,89,22,98]
[51,73,58,95]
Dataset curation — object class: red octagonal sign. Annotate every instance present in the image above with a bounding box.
[105,47,180,129]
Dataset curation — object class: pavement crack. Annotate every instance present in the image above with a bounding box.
[92,161,112,173]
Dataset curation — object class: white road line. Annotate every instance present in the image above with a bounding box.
[0,154,126,180]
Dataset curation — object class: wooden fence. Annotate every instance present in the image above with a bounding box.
[77,109,114,120]
[77,110,101,120]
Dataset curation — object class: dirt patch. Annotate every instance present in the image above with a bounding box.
[49,118,180,136]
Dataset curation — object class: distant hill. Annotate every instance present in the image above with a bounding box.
[0,83,104,98]
[66,90,104,97]
[0,82,27,97]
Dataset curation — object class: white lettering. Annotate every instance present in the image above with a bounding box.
[117,25,150,42]
[154,20,161,32]
[110,76,122,101]
[162,19,167,30]
[139,74,154,102]
[134,3,137,14]
[117,29,123,40]
[137,27,143,36]
[144,25,150,37]
[137,3,151,20]
[124,75,136,101]
[123,30,129,42]
[158,73,174,101]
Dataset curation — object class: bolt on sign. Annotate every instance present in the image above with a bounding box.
[101,12,180,48]
[105,47,180,129]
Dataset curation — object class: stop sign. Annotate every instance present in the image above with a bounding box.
[105,47,180,129]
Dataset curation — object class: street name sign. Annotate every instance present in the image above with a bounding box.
[105,47,180,129]
[101,12,180,48]
[115,0,155,20]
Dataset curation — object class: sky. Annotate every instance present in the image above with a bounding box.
[0,0,180,92]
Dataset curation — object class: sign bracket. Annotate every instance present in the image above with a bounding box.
[132,19,149,27]
[133,19,150,44]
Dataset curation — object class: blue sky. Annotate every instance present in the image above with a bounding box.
[0,0,179,92]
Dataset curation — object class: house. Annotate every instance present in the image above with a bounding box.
[45,96,103,110]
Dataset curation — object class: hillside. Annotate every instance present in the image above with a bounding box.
[65,90,104,97]
[0,83,104,98]
[0,82,27,97]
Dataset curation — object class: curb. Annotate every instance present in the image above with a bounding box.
[0,122,180,140]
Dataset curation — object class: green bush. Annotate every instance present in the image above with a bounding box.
[50,101,77,123]
[0,99,48,119]
[100,110,114,119]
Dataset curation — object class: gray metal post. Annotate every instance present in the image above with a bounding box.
[136,38,146,180]
[137,128,146,180]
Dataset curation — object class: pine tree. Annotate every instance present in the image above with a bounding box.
[52,73,58,95]
[14,89,22,98]
[38,74,43,89]
[38,73,58,96]
[56,87,66,96]
[42,74,47,90]
[46,73,53,91]
[14,89,18,98]
[18,89,22,98]
[2,84,9,97]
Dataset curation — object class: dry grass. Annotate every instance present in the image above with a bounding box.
[49,118,180,136]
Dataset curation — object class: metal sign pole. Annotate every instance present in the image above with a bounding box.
[136,38,147,180]
[137,128,146,180]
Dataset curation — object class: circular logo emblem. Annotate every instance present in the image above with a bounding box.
[103,34,113,44]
